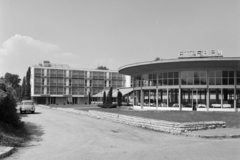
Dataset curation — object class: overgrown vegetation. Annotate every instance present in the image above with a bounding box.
[98,87,117,108]
[0,79,29,147]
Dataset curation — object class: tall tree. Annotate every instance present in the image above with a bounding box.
[88,92,91,105]
[117,90,123,107]
[107,87,113,105]
[4,73,21,89]
[24,67,31,100]
[102,91,106,104]
[21,77,26,101]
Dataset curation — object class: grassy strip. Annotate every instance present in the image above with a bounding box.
[0,122,29,147]
[81,107,240,128]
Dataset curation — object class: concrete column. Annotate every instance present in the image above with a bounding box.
[234,70,237,112]
[156,73,159,110]
[167,88,169,107]
[206,70,209,112]
[179,88,182,111]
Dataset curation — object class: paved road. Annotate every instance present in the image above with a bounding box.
[6,106,240,160]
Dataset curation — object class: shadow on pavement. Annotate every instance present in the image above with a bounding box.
[23,122,45,147]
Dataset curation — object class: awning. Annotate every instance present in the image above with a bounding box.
[92,89,109,97]
[92,87,133,98]
[112,88,133,97]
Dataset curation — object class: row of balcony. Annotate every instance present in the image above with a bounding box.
[34,73,124,80]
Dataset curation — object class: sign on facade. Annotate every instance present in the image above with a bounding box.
[179,50,223,58]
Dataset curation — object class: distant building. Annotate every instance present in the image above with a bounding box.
[119,51,240,112]
[31,61,128,105]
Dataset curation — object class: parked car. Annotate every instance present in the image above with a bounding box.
[20,100,35,114]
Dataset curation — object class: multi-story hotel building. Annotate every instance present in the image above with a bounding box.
[31,61,126,105]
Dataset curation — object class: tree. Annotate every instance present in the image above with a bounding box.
[88,92,91,105]
[117,90,123,107]
[102,91,106,105]
[155,57,161,61]
[24,67,31,100]
[4,73,21,89]
[0,79,23,128]
[96,66,109,70]
[106,87,113,105]
[21,77,26,101]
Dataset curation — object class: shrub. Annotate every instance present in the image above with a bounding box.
[97,103,117,108]
[0,80,23,128]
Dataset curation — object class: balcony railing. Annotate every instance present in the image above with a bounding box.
[34,73,41,77]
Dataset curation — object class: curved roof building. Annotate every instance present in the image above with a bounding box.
[119,56,240,112]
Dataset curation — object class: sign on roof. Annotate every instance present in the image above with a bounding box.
[179,50,223,58]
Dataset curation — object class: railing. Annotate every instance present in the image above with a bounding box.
[34,73,41,77]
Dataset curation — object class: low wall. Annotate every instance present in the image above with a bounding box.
[39,105,226,134]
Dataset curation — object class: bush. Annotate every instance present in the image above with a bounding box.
[97,103,118,108]
[0,80,23,128]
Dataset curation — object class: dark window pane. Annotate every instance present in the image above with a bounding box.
[194,77,200,85]
[216,78,221,85]
[174,78,179,85]
[222,71,228,78]
[163,79,168,85]
[168,79,173,85]
[216,70,222,77]
[201,77,206,85]
[194,71,200,78]
[158,73,162,79]
[229,71,234,78]
[163,72,168,78]
[229,78,234,85]
[237,78,240,85]
[158,79,162,86]
[153,80,157,86]
[209,71,215,77]
[222,78,228,85]
[174,72,179,78]
[168,72,173,78]
[209,78,215,85]
[149,74,152,79]
[152,74,157,79]
[237,71,240,78]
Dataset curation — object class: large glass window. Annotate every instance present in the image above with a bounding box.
[158,89,167,107]
[181,71,206,85]
[142,74,149,87]
[222,89,234,108]
[209,70,234,85]
[169,89,179,107]
[237,71,240,85]
[148,74,157,86]
[210,89,222,108]
[158,71,179,86]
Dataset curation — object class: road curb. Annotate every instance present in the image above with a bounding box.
[0,147,14,159]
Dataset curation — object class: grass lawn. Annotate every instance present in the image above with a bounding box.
[79,107,240,128]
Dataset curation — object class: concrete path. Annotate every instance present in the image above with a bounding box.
[4,106,240,160]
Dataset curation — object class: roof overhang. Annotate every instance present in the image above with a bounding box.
[119,57,240,76]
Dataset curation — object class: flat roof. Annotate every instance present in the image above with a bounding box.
[119,57,240,76]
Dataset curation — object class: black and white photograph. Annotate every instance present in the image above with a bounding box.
[0,0,240,159]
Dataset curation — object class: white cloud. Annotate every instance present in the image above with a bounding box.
[0,34,71,79]
[0,34,60,56]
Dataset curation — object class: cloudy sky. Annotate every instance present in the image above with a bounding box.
[0,0,239,80]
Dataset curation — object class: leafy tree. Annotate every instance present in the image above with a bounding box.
[102,91,106,104]
[24,67,31,100]
[4,73,21,89]
[96,66,109,70]
[117,90,123,107]
[21,77,26,101]
[0,79,23,128]
[106,87,113,105]
[155,57,161,61]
